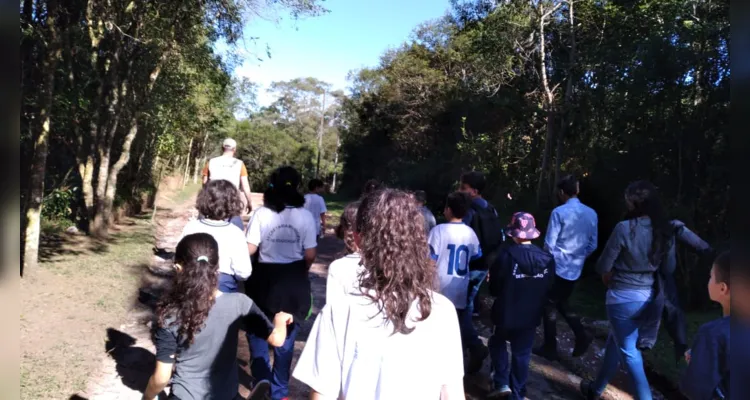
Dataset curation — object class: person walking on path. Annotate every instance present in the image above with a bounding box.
[459,171,505,318]
[304,179,328,240]
[202,138,253,230]
[535,174,597,361]
[180,180,252,293]
[428,192,487,374]
[415,190,437,235]
[143,233,292,400]
[244,166,317,400]
[292,189,466,400]
[325,201,362,307]
[487,212,555,399]
[580,180,676,400]
[637,218,714,363]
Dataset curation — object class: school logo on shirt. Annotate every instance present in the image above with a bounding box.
[511,263,549,279]
[265,224,302,244]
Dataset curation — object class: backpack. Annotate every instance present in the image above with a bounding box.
[468,202,505,271]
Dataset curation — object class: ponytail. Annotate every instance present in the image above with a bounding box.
[263,166,305,213]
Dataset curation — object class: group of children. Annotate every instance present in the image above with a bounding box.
[144,165,736,400]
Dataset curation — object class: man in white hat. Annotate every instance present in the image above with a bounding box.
[202,138,253,229]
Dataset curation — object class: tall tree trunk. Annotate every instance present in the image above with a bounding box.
[23,5,60,274]
[553,0,577,189]
[183,137,194,188]
[534,2,560,206]
[315,90,326,178]
[94,119,140,236]
[193,132,209,183]
[331,135,341,192]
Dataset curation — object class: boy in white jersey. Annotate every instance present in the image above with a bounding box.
[303,179,327,239]
[429,191,488,373]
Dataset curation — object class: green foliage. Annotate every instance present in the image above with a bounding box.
[340,0,728,311]
[42,187,77,220]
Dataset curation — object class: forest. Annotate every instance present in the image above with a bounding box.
[21,0,728,310]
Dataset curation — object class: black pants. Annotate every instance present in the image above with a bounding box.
[541,277,588,350]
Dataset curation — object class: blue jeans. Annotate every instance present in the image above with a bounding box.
[592,301,653,400]
[248,321,299,400]
[467,270,489,314]
[457,308,483,349]
[489,327,535,399]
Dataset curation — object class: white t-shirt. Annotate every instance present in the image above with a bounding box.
[428,222,482,309]
[245,206,317,264]
[304,193,327,235]
[292,290,464,400]
[326,253,363,307]
[180,219,252,280]
[206,155,245,188]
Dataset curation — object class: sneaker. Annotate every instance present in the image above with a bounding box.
[532,346,559,362]
[487,385,512,398]
[572,334,593,357]
[247,380,271,400]
[579,379,601,400]
[466,343,489,374]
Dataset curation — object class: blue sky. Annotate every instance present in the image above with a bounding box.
[226,0,452,106]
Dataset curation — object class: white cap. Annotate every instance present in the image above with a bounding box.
[222,138,237,149]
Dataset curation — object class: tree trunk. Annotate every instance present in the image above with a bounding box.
[183,137,194,188]
[534,2,559,206]
[23,6,60,274]
[331,135,341,192]
[94,119,140,237]
[553,0,577,189]
[315,90,326,178]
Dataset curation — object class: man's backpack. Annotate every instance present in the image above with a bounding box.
[469,202,505,271]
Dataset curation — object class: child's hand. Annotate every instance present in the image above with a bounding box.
[274,312,294,326]
[684,349,691,364]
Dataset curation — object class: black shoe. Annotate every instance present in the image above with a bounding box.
[532,346,559,362]
[579,379,601,400]
[467,343,489,374]
[572,334,593,357]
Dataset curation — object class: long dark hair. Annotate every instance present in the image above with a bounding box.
[335,201,360,254]
[356,189,435,335]
[263,166,305,213]
[156,233,219,345]
[624,181,673,266]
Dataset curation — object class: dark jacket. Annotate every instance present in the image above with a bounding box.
[680,317,731,400]
[489,243,555,332]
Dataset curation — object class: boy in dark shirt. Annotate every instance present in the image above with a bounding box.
[487,212,555,399]
[680,251,730,400]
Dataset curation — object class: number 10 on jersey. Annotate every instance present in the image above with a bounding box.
[446,244,469,276]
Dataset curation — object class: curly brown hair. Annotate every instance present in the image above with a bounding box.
[156,233,219,345]
[355,189,435,335]
[335,201,360,254]
[197,180,243,221]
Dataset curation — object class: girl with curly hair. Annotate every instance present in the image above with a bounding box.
[180,179,252,293]
[325,201,361,306]
[293,189,466,400]
[143,233,292,400]
[244,166,317,400]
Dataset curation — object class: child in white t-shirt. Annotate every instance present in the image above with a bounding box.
[294,189,465,400]
[181,180,252,293]
[326,201,362,306]
[428,191,487,373]
[304,179,328,239]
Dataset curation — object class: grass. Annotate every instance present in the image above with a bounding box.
[323,192,351,229]
[20,183,197,400]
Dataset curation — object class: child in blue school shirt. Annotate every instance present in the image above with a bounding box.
[680,251,730,400]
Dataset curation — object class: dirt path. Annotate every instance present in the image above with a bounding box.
[76,191,663,400]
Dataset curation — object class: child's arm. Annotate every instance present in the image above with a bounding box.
[267,312,293,347]
[143,327,177,400]
[680,324,722,400]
